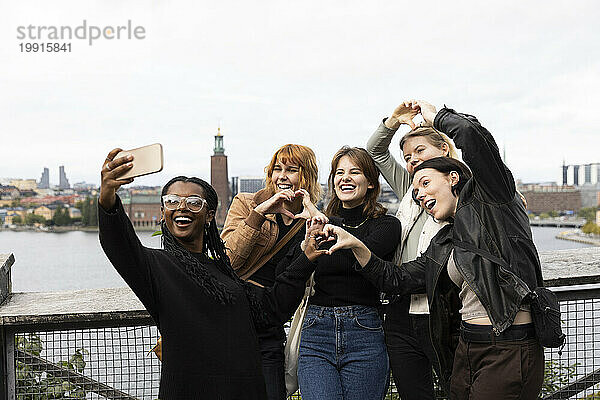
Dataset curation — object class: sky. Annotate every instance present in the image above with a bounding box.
[1,1,598,188]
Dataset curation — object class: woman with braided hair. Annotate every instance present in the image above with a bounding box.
[98,148,326,400]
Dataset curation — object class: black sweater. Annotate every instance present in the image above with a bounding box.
[98,197,317,400]
[309,204,401,307]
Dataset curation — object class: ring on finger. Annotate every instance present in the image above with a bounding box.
[105,162,112,171]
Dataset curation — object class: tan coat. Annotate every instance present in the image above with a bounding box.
[221,188,280,280]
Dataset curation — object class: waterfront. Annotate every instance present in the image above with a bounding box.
[0,226,595,293]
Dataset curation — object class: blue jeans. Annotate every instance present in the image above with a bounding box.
[298,305,389,400]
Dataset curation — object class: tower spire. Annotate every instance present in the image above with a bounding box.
[214,126,224,155]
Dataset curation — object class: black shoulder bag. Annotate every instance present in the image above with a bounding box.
[453,240,565,348]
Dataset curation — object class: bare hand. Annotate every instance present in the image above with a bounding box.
[414,100,437,127]
[294,189,328,221]
[386,100,420,130]
[320,224,372,266]
[254,190,297,219]
[99,148,135,210]
[304,233,329,262]
[320,224,360,254]
[300,215,329,251]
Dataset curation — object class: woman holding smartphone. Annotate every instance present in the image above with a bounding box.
[98,149,327,400]
[367,100,460,397]
[320,103,545,399]
[297,146,401,400]
[221,144,324,400]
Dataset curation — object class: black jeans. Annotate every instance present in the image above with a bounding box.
[257,325,286,400]
[384,297,443,400]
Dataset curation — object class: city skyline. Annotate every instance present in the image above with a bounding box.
[3,156,599,189]
[1,2,599,187]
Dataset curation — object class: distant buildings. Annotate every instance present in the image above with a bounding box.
[231,176,265,196]
[38,168,50,189]
[562,162,600,186]
[9,179,37,191]
[561,162,600,208]
[58,166,71,190]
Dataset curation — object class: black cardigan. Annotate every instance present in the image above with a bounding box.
[99,197,316,400]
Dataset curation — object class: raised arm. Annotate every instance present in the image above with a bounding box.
[366,101,420,197]
[98,149,158,321]
[419,102,515,202]
[321,223,427,295]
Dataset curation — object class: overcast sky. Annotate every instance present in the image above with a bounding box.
[1,1,598,188]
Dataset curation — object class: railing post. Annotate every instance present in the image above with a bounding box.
[0,254,14,305]
[0,254,15,400]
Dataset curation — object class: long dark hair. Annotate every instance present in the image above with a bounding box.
[161,176,267,325]
[325,146,387,218]
[411,157,472,204]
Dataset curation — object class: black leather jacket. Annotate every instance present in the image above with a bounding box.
[358,107,544,386]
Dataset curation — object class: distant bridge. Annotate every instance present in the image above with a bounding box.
[529,218,585,228]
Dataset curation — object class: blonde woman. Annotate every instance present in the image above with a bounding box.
[367,100,459,397]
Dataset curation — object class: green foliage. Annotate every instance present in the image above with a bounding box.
[79,196,98,227]
[578,207,599,223]
[25,213,46,225]
[582,221,600,235]
[52,206,72,226]
[16,334,88,399]
[539,212,550,219]
[12,215,22,225]
[548,210,559,218]
[541,360,578,397]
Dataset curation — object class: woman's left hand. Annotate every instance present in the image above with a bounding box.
[415,100,438,127]
[320,224,372,267]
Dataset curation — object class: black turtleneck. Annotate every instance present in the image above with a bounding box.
[309,204,401,307]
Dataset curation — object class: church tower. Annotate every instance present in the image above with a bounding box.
[211,127,231,227]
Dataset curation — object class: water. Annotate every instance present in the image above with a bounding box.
[0,226,593,293]
[1,230,161,292]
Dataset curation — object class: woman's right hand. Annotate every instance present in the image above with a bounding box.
[385,100,420,130]
[254,190,297,219]
[99,148,135,210]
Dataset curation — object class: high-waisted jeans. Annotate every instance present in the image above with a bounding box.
[297,305,389,400]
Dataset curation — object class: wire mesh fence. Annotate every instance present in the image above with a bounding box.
[9,293,600,400]
[542,296,600,399]
[14,325,160,400]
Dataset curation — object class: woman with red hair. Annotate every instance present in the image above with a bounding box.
[222,143,324,400]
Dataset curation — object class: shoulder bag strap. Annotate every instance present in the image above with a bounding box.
[252,218,305,272]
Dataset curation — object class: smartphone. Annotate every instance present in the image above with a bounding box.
[114,143,164,180]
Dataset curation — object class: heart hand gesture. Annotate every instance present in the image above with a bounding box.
[386,100,420,130]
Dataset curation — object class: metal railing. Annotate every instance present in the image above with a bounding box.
[1,248,599,400]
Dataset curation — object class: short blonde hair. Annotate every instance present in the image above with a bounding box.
[264,144,322,203]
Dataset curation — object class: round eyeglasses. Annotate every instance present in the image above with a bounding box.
[162,194,207,213]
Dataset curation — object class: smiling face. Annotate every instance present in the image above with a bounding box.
[402,136,449,175]
[162,181,214,252]
[270,159,301,192]
[334,155,374,209]
[412,168,459,221]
